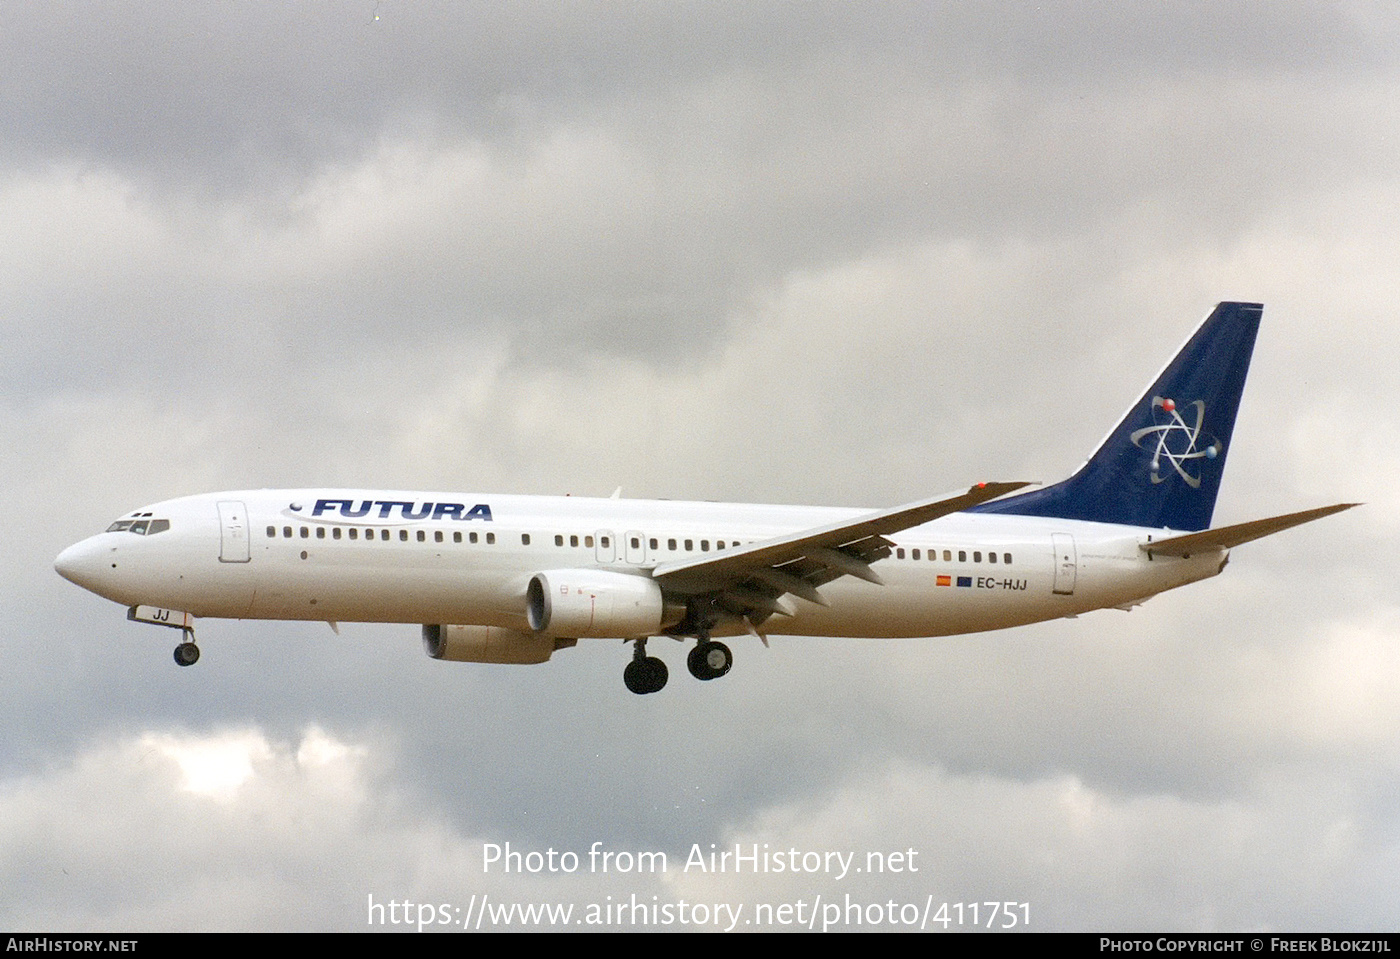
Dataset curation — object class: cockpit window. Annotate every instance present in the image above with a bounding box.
[106,518,170,535]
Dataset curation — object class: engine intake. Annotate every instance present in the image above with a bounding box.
[526,569,673,638]
[422,624,574,664]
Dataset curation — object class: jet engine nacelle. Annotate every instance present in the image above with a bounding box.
[422,624,574,665]
[526,568,674,639]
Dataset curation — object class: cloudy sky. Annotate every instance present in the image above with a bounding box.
[4,1,1398,932]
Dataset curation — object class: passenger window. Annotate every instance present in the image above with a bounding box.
[267,526,276,538]
[668,539,677,550]
[417,530,425,542]
[454,531,462,543]
[470,532,478,544]
[486,532,496,545]
[317,527,325,539]
[349,529,358,540]
[958,550,966,562]
[555,535,564,546]
[943,550,952,562]
[630,537,640,549]
[333,528,342,540]
[649,538,658,550]
[300,527,309,538]
[1004,553,1012,564]
[283,527,293,538]
[896,548,905,559]
[684,539,693,551]
[974,551,981,563]
[522,534,531,545]
[988,552,997,564]
[912,549,920,560]
[435,531,444,543]
[400,530,409,541]
[570,535,579,547]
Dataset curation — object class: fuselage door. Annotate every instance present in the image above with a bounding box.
[218,500,251,563]
[1051,532,1077,595]
[595,530,616,564]
[624,530,646,565]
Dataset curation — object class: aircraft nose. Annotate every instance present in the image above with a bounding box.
[55,538,110,593]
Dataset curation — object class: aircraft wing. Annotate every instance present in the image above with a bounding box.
[1141,503,1359,557]
[652,482,1029,625]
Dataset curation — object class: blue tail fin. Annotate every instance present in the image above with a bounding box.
[971,302,1262,531]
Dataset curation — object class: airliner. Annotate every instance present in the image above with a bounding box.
[55,303,1354,693]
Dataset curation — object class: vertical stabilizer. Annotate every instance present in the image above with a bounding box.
[971,302,1262,531]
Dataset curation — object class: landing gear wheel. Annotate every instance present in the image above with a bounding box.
[687,640,732,681]
[624,656,668,694]
[173,641,200,667]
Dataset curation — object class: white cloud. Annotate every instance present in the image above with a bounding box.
[5,723,1396,931]
[675,758,1399,931]
[0,726,473,930]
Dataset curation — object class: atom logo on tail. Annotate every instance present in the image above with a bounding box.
[1129,397,1221,488]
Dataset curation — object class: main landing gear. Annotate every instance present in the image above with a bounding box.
[173,629,200,667]
[624,638,668,694]
[687,640,732,681]
[623,637,734,694]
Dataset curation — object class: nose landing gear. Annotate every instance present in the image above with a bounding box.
[173,629,200,667]
[126,606,201,667]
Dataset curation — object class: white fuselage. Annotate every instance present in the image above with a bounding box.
[55,489,1224,639]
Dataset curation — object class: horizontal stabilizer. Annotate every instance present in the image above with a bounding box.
[1141,503,1358,557]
